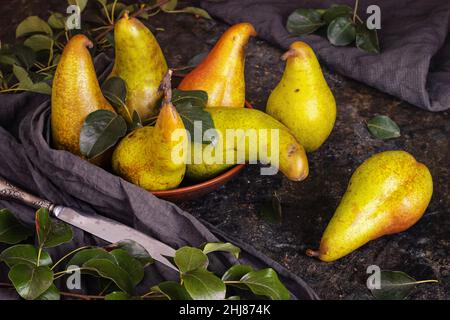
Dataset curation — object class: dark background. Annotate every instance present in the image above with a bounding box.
[0,0,449,299]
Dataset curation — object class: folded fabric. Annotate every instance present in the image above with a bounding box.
[0,54,318,300]
[202,0,450,112]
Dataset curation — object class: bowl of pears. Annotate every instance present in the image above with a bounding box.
[51,14,339,201]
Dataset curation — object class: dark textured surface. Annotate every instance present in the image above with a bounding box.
[1,1,449,300]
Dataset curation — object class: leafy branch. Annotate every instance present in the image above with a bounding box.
[0,208,291,300]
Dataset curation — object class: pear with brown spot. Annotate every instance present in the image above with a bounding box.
[307,151,433,262]
[109,12,168,121]
[51,34,115,165]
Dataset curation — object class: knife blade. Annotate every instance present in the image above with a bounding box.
[0,178,177,271]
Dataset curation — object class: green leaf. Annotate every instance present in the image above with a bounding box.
[151,281,192,300]
[202,242,240,259]
[367,115,401,140]
[174,247,208,273]
[128,111,143,131]
[286,8,325,35]
[240,269,290,300]
[172,89,208,108]
[105,291,132,300]
[0,208,32,244]
[222,265,254,282]
[79,110,128,160]
[323,4,353,24]
[259,192,282,224]
[16,16,53,38]
[67,248,113,267]
[110,249,144,286]
[101,76,131,122]
[12,45,36,70]
[8,264,53,300]
[48,13,67,29]
[183,269,226,300]
[370,271,438,300]
[327,16,356,46]
[105,2,128,19]
[37,284,60,300]
[106,239,153,267]
[176,7,212,20]
[356,23,380,54]
[12,65,51,94]
[175,103,215,144]
[68,0,89,12]
[35,208,73,248]
[227,295,241,300]
[161,0,178,11]
[83,258,134,294]
[0,244,52,267]
[24,34,53,52]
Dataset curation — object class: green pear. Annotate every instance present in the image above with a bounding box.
[51,34,115,165]
[112,71,187,191]
[109,12,168,121]
[266,41,336,152]
[308,151,433,262]
[186,107,309,182]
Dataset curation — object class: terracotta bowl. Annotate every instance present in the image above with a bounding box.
[152,101,253,202]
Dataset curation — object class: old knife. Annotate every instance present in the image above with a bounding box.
[0,178,177,271]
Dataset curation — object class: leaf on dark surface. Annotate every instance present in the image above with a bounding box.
[240,268,291,300]
[23,34,53,52]
[67,247,113,267]
[47,13,66,29]
[0,209,32,244]
[259,192,282,224]
[172,89,208,108]
[36,283,60,300]
[101,76,131,122]
[12,65,51,94]
[151,281,192,300]
[222,265,254,282]
[356,23,380,54]
[35,208,73,248]
[79,110,127,160]
[176,7,212,20]
[161,0,178,11]
[8,264,54,300]
[323,4,353,24]
[105,291,133,300]
[109,249,144,286]
[367,115,401,140]
[16,16,53,38]
[106,239,154,267]
[327,16,356,46]
[182,269,226,300]
[0,244,52,267]
[201,242,241,259]
[83,258,134,294]
[12,45,36,70]
[68,0,88,13]
[286,8,325,35]
[370,270,438,300]
[174,246,208,273]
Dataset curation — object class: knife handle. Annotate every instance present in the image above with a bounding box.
[0,177,55,212]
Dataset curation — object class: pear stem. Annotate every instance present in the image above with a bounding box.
[94,0,170,42]
[306,249,320,258]
[160,70,173,106]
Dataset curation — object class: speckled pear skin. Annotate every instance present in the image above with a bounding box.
[109,13,168,120]
[178,23,256,108]
[51,34,115,163]
[186,107,309,182]
[112,101,187,191]
[315,151,433,262]
[266,41,336,152]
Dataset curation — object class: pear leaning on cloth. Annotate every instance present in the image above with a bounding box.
[51,34,115,163]
[266,41,336,152]
[109,12,168,120]
[178,22,257,108]
[307,151,433,262]
[112,71,188,191]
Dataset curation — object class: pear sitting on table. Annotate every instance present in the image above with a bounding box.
[112,71,188,191]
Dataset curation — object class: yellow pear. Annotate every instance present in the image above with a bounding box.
[51,34,115,164]
[308,151,433,262]
[178,23,256,108]
[266,41,336,152]
[112,71,187,191]
[109,12,168,120]
[186,107,309,182]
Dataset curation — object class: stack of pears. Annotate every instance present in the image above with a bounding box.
[50,17,434,261]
